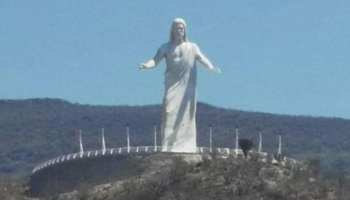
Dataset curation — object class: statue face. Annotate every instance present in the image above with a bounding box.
[173,23,185,41]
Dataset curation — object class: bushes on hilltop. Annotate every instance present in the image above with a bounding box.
[69,155,348,200]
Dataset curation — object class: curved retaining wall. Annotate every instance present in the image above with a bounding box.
[29,146,298,197]
[32,146,246,174]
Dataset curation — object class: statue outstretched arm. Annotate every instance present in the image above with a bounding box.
[194,44,222,74]
[139,45,166,70]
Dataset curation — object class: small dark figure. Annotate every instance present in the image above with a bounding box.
[239,139,254,158]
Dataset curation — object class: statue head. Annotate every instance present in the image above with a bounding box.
[169,18,188,43]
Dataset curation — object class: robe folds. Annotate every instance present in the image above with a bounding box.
[154,42,209,153]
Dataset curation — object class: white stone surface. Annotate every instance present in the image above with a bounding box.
[140,18,220,153]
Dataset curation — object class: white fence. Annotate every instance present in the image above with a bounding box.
[32,146,248,174]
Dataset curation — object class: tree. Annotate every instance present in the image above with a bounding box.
[239,139,254,158]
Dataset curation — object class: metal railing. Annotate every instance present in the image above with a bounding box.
[32,146,296,174]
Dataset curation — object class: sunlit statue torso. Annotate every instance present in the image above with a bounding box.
[140,18,221,153]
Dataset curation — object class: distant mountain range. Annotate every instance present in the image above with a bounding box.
[0,98,349,178]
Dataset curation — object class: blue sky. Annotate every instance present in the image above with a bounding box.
[0,1,349,119]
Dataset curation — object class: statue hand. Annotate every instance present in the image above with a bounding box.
[138,63,147,70]
[214,67,222,74]
[139,60,156,70]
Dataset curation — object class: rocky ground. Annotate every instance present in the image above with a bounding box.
[1,153,348,200]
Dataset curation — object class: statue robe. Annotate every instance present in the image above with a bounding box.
[152,41,215,153]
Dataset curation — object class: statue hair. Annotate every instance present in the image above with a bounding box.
[169,18,188,43]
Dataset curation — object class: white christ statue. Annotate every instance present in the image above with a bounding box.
[139,18,221,153]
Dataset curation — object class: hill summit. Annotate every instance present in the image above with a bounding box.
[0,98,350,178]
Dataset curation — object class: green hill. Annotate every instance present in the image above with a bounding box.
[0,98,349,179]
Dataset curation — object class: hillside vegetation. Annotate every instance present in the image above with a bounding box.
[2,154,350,200]
[0,98,349,179]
